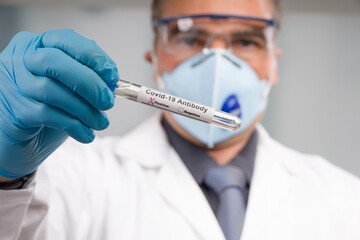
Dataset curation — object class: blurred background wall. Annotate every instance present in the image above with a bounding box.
[0,0,359,177]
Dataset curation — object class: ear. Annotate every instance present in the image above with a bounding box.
[144,50,153,63]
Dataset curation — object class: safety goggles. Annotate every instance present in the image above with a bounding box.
[154,14,277,61]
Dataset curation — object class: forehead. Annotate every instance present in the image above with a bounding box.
[161,0,273,19]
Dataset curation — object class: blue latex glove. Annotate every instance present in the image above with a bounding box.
[0,30,118,179]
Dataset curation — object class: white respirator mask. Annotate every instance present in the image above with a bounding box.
[154,48,272,148]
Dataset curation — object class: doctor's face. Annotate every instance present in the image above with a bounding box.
[152,0,279,83]
[147,0,281,148]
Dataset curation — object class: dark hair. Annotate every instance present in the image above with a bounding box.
[151,0,282,30]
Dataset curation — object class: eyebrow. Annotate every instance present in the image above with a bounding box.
[168,26,209,37]
[230,30,266,42]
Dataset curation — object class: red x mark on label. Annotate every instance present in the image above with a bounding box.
[148,98,155,105]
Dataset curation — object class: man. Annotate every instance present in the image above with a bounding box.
[0,0,359,239]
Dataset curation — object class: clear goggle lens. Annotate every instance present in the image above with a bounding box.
[155,15,276,62]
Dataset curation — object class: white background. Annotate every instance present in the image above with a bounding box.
[0,0,359,177]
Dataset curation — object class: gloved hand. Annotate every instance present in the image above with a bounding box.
[0,30,118,179]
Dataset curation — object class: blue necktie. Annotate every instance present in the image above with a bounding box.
[204,165,247,240]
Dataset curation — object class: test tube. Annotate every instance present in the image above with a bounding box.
[114,79,241,131]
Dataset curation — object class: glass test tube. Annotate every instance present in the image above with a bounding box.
[114,79,241,131]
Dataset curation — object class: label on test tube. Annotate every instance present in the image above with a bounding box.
[137,86,215,123]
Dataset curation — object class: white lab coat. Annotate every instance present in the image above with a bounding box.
[0,114,359,240]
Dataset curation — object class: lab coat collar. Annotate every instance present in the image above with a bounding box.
[155,148,226,240]
[116,113,225,239]
[240,124,309,239]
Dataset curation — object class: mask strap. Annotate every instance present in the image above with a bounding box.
[262,49,278,99]
[262,80,272,99]
[151,51,166,90]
